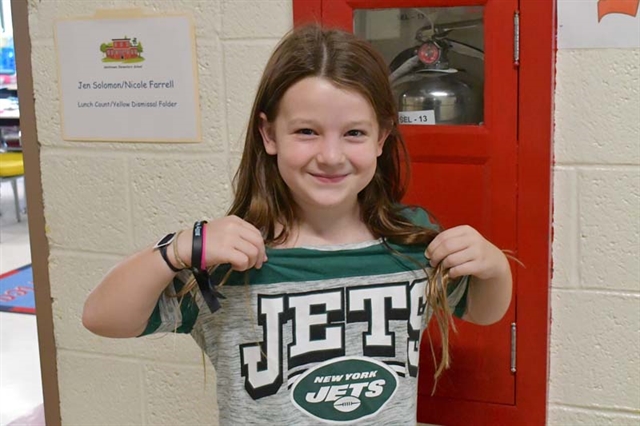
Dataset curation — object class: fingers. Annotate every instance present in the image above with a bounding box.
[428,225,473,251]
[426,226,483,264]
[426,234,471,267]
[227,245,259,272]
[425,225,508,280]
[241,226,267,269]
[230,216,265,254]
[232,215,264,237]
[428,243,482,279]
[235,235,266,270]
[438,248,476,271]
[447,260,479,279]
[206,216,267,270]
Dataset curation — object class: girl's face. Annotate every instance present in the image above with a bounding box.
[259,77,388,216]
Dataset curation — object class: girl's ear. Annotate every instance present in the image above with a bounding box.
[259,112,277,155]
[376,128,391,157]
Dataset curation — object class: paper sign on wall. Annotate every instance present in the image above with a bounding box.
[55,10,201,142]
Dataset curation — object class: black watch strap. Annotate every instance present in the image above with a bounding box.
[159,244,181,272]
[154,232,176,249]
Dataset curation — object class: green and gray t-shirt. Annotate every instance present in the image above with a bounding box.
[141,208,469,425]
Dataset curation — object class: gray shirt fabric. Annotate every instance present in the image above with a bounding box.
[141,208,469,425]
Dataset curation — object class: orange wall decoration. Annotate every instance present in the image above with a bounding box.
[598,0,640,21]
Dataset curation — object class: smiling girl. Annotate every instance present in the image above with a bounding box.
[84,25,512,425]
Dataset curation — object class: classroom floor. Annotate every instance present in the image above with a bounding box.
[0,178,43,426]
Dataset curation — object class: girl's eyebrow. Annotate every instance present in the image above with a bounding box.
[344,120,374,128]
[288,118,318,127]
[287,117,374,129]
[287,118,374,128]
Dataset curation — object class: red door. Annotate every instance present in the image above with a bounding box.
[304,0,519,423]
[295,1,554,424]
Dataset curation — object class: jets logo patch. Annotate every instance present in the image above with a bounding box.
[290,356,398,423]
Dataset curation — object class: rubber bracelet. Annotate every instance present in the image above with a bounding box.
[201,222,207,271]
[190,220,225,313]
[159,245,181,272]
[172,230,190,270]
[191,220,207,271]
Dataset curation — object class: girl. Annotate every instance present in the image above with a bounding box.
[84,25,512,425]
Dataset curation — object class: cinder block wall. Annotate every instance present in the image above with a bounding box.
[26,0,639,424]
[549,48,639,423]
[27,0,292,424]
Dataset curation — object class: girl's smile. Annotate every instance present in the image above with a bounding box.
[309,172,348,184]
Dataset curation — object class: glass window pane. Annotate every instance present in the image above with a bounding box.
[354,7,485,126]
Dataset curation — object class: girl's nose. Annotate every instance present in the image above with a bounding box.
[317,135,345,165]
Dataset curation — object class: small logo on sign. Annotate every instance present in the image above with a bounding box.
[100,36,145,64]
[290,356,398,423]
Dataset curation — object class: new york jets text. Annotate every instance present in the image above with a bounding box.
[239,279,428,400]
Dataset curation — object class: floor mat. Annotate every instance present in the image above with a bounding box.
[0,264,35,314]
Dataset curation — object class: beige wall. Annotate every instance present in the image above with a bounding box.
[549,48,639,423]
[27,0,292,424]
[25,0,639,424]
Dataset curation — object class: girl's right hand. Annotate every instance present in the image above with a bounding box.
[199,215,267,271]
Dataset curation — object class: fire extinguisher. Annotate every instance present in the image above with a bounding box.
[390,19,484,125]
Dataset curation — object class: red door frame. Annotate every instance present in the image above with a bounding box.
[293,1,554,424]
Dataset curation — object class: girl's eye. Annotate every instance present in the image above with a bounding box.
[345,130,366,137]
[296,128,316,136]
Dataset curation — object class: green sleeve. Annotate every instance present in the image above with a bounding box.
[448,275,470,319]
[399,204,441,231]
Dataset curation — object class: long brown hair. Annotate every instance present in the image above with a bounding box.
[184,25,456,382]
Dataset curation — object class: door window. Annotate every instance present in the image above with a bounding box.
[354,7,485,125]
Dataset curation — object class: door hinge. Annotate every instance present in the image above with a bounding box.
[511,322,517,373]
[514,11,520,67]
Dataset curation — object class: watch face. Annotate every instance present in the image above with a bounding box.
[154,233,176,249]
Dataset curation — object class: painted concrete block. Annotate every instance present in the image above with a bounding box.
[552,167,579,288]
[549,290,640,410]
[28,0,222,42]
[549,405,640,426]
[555,50,640,165]
[40,151,133,253]
[144,362,218,425]
[579,168,640,291]
[222,0,292,39]
[58,352,143,424]
[30,42,61,147]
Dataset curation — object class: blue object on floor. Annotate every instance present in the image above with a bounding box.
[0,264,35,314]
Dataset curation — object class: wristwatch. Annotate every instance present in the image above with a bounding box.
[154,233,181,272]
[154,232,176,250]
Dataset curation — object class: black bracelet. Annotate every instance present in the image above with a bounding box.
[191,220,207,271]
[159,245,181,272]
[190,220,224,313]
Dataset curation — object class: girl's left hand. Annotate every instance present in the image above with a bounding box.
[425,225,507,280]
